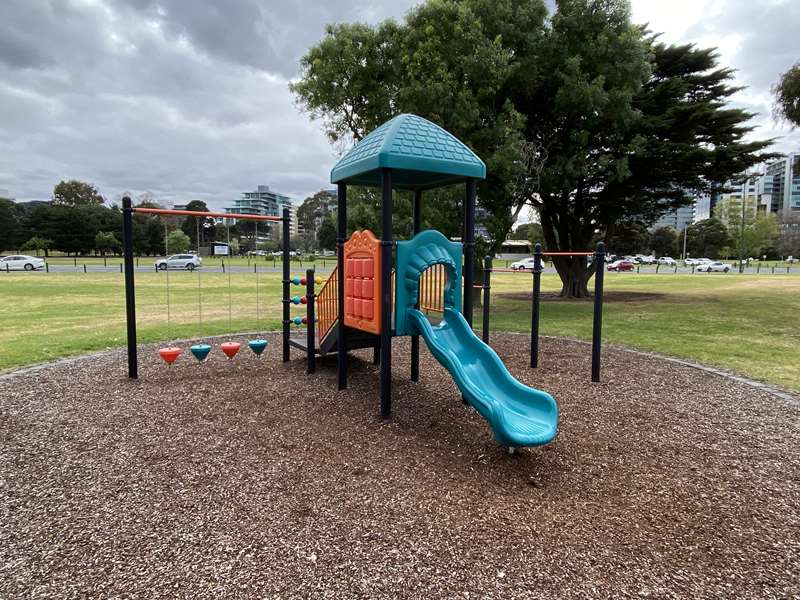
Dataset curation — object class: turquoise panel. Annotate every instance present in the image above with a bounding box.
[330,114,486,189]
[394,229,462,336]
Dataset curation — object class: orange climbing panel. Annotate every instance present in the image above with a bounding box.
[343,230,382,335]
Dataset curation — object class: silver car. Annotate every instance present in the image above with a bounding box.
[510,257,537,270]
[696,261,731,273]
[0,254,46,271]
[154,254,202,270]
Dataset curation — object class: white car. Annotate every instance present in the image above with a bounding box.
[696,261,732,273]
[0,254,46,271]
[154,254,202,270]
[510,257,537,270]
[638,255,657,264]
[684,258,708,266]
[657,257,676,266]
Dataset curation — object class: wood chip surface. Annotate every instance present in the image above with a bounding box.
[1,334,798,599]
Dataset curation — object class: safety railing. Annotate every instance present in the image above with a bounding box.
[316,266,338,342]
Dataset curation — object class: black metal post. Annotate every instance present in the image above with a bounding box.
[373,346,380,365]
[482,255,491,343]
[122,197,138,379]
[380,169,393,419]
[463,179,476,326]
[410,188,422,382]
[591,242,606,383]
[306,268,315,374]
[337,183,348,390]
[531,243,543,369]
[282,207,290,362]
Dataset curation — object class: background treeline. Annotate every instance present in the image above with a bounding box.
[0,181,272,257]
[1,182,167,256]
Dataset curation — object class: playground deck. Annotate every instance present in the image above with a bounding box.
[1,334,797,598]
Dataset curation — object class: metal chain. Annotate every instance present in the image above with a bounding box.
[196,219,202,336]
[164,221,171,340]
[255,221,259,331]
[227,222,232,330]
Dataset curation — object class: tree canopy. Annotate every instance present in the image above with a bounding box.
[52,180,104,206]
[649,226,678,258]
[686,218,731,259]
[166,230,191,254]
[292,0,775,296]
[714,196,781,262]
[773,61,800,127]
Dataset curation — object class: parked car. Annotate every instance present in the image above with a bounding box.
[684,258,708,266]
[657,257,676,266]
[154,254,202,270]
[0,254,46,271]
[638,255,657,264]
[696,261,732,273]
[510,257,537,270]
[607,259,635,272]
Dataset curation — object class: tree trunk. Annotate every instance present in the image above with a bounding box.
[552,256,592,298]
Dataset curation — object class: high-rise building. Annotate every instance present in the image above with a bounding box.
[760,153,800,217]
[226,185,297,238]
[692,194,712,222]
[652,205,694,231]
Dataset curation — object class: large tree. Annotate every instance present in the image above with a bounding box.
[0,199,21,251]
[714,196,781,267]
[180,200,214,248]
[649,226,678,258]
[685,218,731,259]
[773,61,800,128]
[291,0,775,297]
[52,180,104,206]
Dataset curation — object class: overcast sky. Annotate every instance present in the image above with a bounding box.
[1,0,798,209]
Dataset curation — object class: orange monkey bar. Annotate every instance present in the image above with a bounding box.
[132,207,283,221]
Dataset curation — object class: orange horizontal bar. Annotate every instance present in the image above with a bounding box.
[132,207,282,221]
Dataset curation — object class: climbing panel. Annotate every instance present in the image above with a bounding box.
[343,230,382,335]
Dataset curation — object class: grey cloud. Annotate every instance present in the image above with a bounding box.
[684,0,800,152]
[0,0,795,207]
[108,0,418,77]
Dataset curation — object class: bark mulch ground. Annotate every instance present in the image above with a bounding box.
[0,334,798,599]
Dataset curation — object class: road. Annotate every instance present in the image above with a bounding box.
[3,262,798,275]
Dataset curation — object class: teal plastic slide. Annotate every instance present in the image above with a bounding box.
[409,307,558,448]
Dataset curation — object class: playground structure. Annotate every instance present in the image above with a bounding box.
[289,113,560,448]
[120,114,615,449]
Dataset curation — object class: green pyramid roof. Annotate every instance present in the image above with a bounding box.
[330,114,486,189]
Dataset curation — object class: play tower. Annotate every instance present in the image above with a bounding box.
[289,114,558,448]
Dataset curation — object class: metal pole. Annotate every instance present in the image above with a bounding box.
[380,169,393,419]
[122,197,138,379]
[306,268,316,374]
[739,197,746,274]
[591,242,606,383]
[482,255,491,343]
[411,188,422,382]
[337,183,348,390]
[463,179,476,326]
[282,207,290,362]
[531,243,542,368]
[682,226,688,261]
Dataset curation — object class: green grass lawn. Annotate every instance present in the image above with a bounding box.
[1,270,798,391]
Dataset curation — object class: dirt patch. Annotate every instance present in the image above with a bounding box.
[0,334,798,598]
